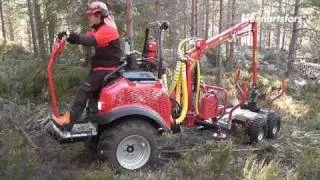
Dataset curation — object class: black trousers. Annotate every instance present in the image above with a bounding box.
[70,70,110,122]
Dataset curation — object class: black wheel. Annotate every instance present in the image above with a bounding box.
[266,111,281,139]
[84,136,99,152]
[247,118,266,143]
[97,119,158,171]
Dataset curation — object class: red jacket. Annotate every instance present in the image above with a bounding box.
[67,17,123,70]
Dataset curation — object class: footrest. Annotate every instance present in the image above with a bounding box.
[47,121,98,144]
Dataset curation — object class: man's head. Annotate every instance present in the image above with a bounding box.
[87,1,109,26]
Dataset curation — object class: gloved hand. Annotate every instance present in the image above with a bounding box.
[66,32,80,44]
[57,31,67,40]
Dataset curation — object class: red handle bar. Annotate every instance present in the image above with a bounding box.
[47,38,66,117]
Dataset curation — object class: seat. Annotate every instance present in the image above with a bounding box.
[122,71,157,81]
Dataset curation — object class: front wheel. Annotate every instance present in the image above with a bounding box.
[97,119,158,171]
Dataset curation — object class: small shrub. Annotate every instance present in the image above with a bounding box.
[0,71,9,96]
[243,156,279,180]
[176,153,196,176]
[215,142,232,174]
[0,131,37,179]
[298,149,320,180]
[16,61,87,99]
[0,43,30,59]
[85,170,115,180]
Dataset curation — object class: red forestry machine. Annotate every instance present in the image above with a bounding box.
[46,20,286,170]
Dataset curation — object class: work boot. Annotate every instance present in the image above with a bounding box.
[52,111,73,131]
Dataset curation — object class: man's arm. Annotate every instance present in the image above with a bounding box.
[67,33,97,46]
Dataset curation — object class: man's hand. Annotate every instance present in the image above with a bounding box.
[57,31,67,40]
[57,31,95,46]
[66,32,80,44]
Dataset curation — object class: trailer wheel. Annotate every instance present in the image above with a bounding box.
[97,119,158,171]
[247,118,266,143]
[266,111,281,139]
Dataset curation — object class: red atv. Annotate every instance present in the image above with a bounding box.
[45,21,285,171]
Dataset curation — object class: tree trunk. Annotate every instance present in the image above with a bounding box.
[0,0,6,43]
[34,0,46,59]
[281,29,286,50]
[286,0,300,77]
[126,0,134,51]
[7,13,14,41]
[183,0,187,38]
[225,0,232,66]
[204,0,210,39]
[228,0,236,70]
[27,0,38,55]
[191,0,198,36]
[275,0,282,65]
[259,0,265,50]
[275,0,282,49]
[45,1,57,53]
[27,21,32,51]
[211,5,216,37]
[267,31,271,48]
[155,0,160,20]
[267,4,273,48]
[217,0,225,86]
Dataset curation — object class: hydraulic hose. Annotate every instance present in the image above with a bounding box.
[168,60,182,95]
[169,38,194,124]
[162,73,168,91]
[174,62,188,124]
[168,38,193,95]
[176,72,182,105]
[195,61,201,115]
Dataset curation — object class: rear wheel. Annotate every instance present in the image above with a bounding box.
[97,119,158,171]
[266,111,281,139]
[247,118,266,143]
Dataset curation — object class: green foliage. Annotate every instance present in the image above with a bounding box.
[0,43,28,57]
[243,156,279,180]
[215,143,232,174]
[176,153,196,176]
[310,0,320,7]
[205,48,218,66]
[62,44,84,61]
[85,170,115,180]
[16,61,87,99]
[298,149,320,179]
[174,143,233,179]
[275,79,320,128]
[133,4,155,51]
[0,71,9,97]
[53,65,88,98]
[0,131,37,179]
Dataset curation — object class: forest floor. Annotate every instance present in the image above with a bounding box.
[1,80,319,180]
[0,46,319,180]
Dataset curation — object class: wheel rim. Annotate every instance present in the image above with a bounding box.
[272,127,278,135]
[258,131,264,141]
[116,135,151,170]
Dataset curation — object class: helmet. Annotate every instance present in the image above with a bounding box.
[87,1,109,17]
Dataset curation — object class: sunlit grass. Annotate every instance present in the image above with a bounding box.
[243,156,279,180]
[274,96,311,121]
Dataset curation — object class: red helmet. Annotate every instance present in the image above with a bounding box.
[87,1,109,17]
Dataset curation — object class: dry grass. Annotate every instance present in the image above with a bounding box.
[274,96,311,121]
[243,155,279,180]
